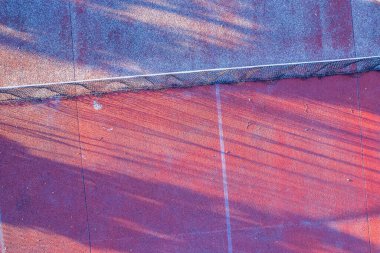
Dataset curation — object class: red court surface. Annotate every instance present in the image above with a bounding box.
[0,72,379,252]
[360,72,380,253]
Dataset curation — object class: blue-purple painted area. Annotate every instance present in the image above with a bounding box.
[351,0,380,57]
[0,0,74,85]
[71,0,356,79]
[0,0,379,86]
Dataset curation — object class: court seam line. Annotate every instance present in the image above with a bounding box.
[75,99,93,253]
[356,75,372,253]
[68,2,92,250]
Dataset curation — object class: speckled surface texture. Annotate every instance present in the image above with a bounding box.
[352,0,380,57]
[0,0,379,87]
[0,0,75,86]
[71,0,356,79]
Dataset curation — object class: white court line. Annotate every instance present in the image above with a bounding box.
[1,55,379,90]
[0,210,5,253]
[215,84,233,253]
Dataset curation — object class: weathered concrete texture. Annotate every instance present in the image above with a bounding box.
[0,1,74,86]
[71,0,356,79]
[352,0,380,57]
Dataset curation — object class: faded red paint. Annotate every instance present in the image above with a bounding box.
[325,0,354,51]
[359,71,380,253]
[75,0,86,15]
[219,75,371,252]
[0,100,89,252]
[305,3,323,54]
[59,11,71,45]
[76,86,229,252]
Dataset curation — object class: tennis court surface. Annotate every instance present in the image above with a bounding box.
[0,72,379,252]
[0,1,380,252]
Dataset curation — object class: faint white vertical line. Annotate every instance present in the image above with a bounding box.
[0,210,5,252]
[215,84,233,253]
